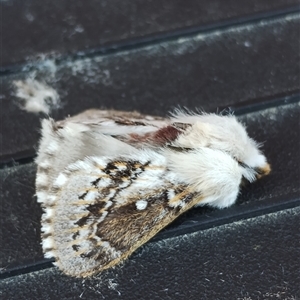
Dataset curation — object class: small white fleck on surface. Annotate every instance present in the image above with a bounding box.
[244,41,252,47]
[13,78,60,114]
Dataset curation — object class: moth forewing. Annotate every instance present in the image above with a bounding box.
[40,152,202,277]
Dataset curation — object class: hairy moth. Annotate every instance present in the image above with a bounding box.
[36,109,270,277]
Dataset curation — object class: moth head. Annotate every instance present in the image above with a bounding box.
[171,112,271,182]
[236,138,271,183]
[211,115,271,182]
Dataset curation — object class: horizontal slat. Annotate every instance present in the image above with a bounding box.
[1,0,299,67]
[1,207,299,299]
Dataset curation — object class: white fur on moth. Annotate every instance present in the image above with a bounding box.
[35,109,270,277]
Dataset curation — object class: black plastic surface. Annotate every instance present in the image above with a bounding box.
[1,1,299,299]
[1,0,299,67]
[1,208,299,299]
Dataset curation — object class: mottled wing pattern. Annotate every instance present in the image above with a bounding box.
[35,114,180,206]
[40,151,199,277]
[36,109,270,277]
[36,113,199,277]
[57,109,184,149]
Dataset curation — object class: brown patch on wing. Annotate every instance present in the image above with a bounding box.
[125,125,182,146]
[95,188,197,253]
[96,201,166,252]
[152,126,181,144]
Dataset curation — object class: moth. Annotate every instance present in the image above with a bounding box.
[36,109,270,277]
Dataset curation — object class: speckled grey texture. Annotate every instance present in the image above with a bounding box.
[1,14,299,162]
[238,103,300,205]
[1,207,299,299]
[0,163,43,267]
[1,0,298,66]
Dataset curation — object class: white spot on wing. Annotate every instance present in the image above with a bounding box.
[44,251,56,258]
[36,191,47,203]
[42,237,54,249]
[44,208,54,219]
[41,224,52,234]
[36,174,48,186]
[53,173,68,187]
[136,200,148,210]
